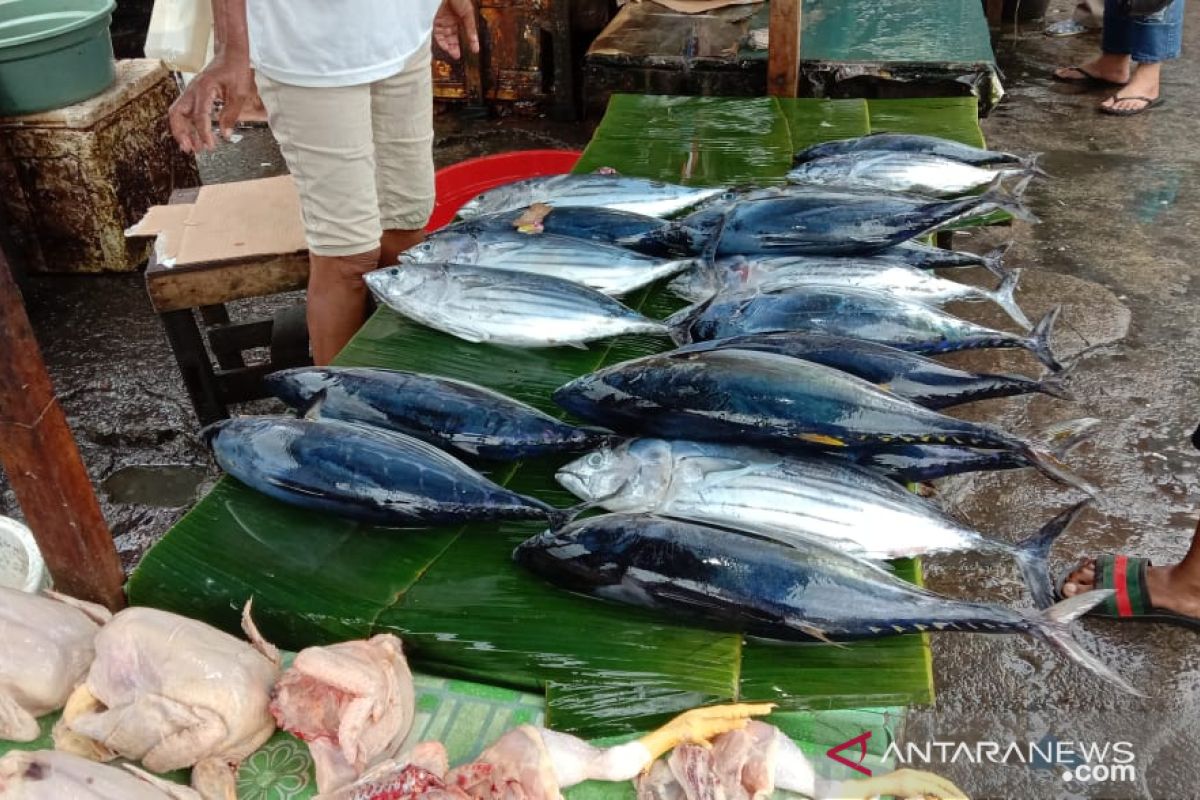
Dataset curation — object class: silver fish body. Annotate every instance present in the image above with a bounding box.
[786,152,1030,198]
[558,439,1093,609]
[403,230,693,296]
[364,263,668,348]
[455,174,726,219]
[668,256,1031,329]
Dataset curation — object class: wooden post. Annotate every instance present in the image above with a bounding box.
[985,0,1004,26]
[0,244,126,609]
[768,0,803,98]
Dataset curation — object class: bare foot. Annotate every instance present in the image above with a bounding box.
[1054,53,1132,84]
[1062,558,1200,619]
[1101,63,1162,113]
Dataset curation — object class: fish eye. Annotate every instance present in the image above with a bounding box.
[389,267,400,276]
[586,452,605,468]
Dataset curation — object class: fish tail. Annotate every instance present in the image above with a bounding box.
[1019,441,1100,498]
[980,242,1013,277]
[1034,416,1101,457]
[1027,592,1145,696]
[1025,305,1065,372]
[990,268,1033,330]
[979,177,1040,224]
[546,502,592,529]
[1013,500,1091,609]
[1020,152,1052,178]
[1034,370,1075,402]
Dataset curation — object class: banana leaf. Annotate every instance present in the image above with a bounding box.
[130,95,995,735]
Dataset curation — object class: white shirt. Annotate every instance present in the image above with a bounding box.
[247,0,442,87]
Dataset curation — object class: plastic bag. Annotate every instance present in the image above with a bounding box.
[144,0,214,73]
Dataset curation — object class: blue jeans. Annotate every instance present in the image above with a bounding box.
[1103,0,1186,63]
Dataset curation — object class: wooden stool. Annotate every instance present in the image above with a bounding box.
[143,188,312,425]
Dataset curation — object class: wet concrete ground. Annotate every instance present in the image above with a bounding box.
[3,7,1199,794]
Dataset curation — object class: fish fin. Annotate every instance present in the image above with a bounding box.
[1034,417,1101,458]
[980,242,1013,277]
[1006,172,1038,198]
[1025,305,1065,372]
[791,620,850,648]
[302,388,327,421]
[1019,441,1100,498]
[1013,500,1091,610]
[1027,592,1145,697]
[990,268,1033,331]
[798,433,847,448]
[547,502,594,529]
[979,177,1040,224]
[665,297,717,345]
[699,209,729,271]
[1034,370,1076,402]
[676,455,755,481]
[1020,153,1052,178]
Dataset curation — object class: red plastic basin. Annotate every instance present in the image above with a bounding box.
[427,149,583,231]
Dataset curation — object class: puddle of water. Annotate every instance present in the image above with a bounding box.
[102,465,208,508]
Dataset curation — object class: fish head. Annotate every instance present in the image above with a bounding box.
[513,522,628,589]
[399,233,479,265]
[364,264,446,307]
[555,439,673,511]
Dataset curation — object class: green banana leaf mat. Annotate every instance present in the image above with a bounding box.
[130,95,992,740]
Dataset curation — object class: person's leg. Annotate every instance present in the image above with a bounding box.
[255,74,384,365]
[1077,0,1106,27]
[1054,0,1134,81]
[1062,517,1200,619]
[1101,0,1184,112]
[372,40,437,267]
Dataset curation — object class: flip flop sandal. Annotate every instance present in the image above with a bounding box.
[1052,65,1129,87]
[1055,554,1200,628]
[1100,95,1165,116]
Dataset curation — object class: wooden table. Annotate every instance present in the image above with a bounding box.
[144,188,312,425]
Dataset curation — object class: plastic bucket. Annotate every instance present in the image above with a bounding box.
[0,0,117,116]
[0,515,49,593]
[428,149,583,231]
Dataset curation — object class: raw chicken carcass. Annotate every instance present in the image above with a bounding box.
[0,749,200,799]
[54,602,280,800]
[0,588,111,741]
[271,633,416,793]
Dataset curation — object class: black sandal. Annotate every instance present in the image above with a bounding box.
[1052,65,1130,87]
[1100,95,1165,116]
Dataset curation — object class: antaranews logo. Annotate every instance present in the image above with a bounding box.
[826,731,1139,786]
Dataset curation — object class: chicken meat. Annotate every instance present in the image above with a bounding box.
[270,633,416,794]
[53,602,280,800]
[0,749,200,800]
[0,588,111,742]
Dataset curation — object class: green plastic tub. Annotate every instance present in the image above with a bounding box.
[0,0,116,116]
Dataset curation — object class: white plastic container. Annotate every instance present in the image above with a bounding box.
[144,0,213,73]
[0,515,49,593]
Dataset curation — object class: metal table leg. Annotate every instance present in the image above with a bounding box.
[160,308,228,425]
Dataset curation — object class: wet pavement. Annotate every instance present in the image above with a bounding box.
[3,8,1200,793]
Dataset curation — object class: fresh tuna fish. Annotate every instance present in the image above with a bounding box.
[552,349,1093,493]
[671,332,1069,409]
[786,152,1035,198]
[667,285,1065,371]
[624,183,1033,257]
[792,132,1026,167]
[203,417,564,526]
[514,514,1136,694]
[667,255,1031,328]
[885,241,1010,276]
[438,205,671,249]
[364,263,668,348]
[557,439,1085,607]
[845,418,1101,484]
[398,230,693,296]
[455,174,726,220]
[265,367,611,461]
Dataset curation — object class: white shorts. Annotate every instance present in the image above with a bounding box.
[256,41,435,257]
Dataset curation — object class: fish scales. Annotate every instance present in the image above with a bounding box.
[786,152,1030,198]
[455,174,726,220]
[792,132,1025,167]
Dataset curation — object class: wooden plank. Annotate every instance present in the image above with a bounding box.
[767,0,802,97]
[0,244,125,609]
[986,0,1004,25]
[145,251,309,313]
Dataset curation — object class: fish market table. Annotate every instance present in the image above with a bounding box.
[584,0,1003,118]
[127,95,1001,738]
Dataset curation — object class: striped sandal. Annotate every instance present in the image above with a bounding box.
[1057,554,1200,628]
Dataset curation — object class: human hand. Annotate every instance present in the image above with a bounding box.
[168,51,255,154]
[433,0,481,61]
